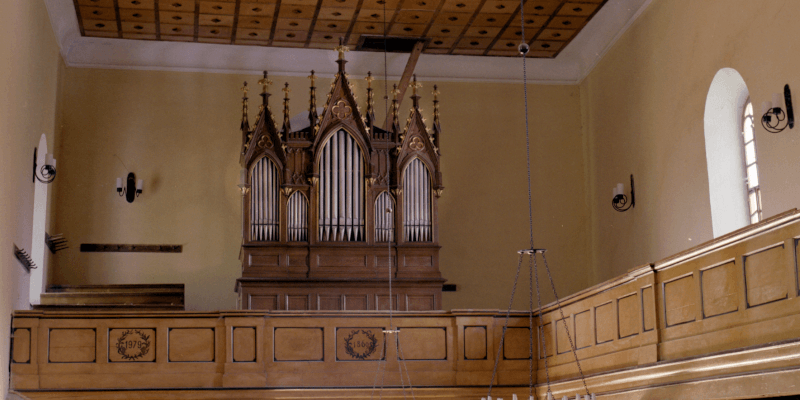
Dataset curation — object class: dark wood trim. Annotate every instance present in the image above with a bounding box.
[268,0,282,46]
[342,0,367,47]
[525,0,561,54]
[303,0,325,48]
[112,0,123,38]
[72,0,86,37]
[382,40,424,130]
[230,0,242,44]
[446,0,488,54]
[192,1,200,42]
[154,0,161,40]
[482,0,527,56]
[551,0,609,58]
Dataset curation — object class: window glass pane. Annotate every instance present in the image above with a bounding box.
[743,103,754,142]
[751,213,759,224]
[747,165,759,188]
[745,142,756,164]
[749,191,758,214]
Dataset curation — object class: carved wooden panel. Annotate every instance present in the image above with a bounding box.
[318,295,343,310]
[507,326,533,359]
[109,329,156,362]
[169,328,215,362]
[336,328,384,361]
[574,310,592,350]
[745,244,788,307]
[274,328,324,361]
[249,294,278,310]
[463,326,487,360]
[617,293,639,339]
[12,328,31,363]
[595,302,614,344]
[344,295,368,310]
[663,275,696,327]
[233,327,257,362]
[377,295,399,311]
[701,261,739,318]
[287,295,310,310]
[641,286,655,332]
[398,328,447,360]
[556,318,572,354]
[49,328,95,363]
[407,294,435,311]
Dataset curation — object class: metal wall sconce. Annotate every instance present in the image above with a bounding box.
[761,84,794,133]
[612,174,635,212]
[13,244,37,272]
[117,173,143,203]
[32,147,57,184]
[238,168,251,195]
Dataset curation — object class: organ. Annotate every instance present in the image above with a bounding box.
[235,45,446,311]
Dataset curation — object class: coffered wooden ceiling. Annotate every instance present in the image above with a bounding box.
[74,0,608,57]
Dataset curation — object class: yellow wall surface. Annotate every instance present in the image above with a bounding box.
[582,0,800,282]
[0,0,62,395]
[52,68,589,311]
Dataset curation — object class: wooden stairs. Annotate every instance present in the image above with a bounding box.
[34,284,185,311]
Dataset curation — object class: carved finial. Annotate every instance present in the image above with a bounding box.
[334,37,349,61]
[258,71,272,110]
[240,81,250,133]
[410,74,422,96]
[308,70,317,87]
[308,71,318,130]
[365,72,374,88]
[282,82,291,134]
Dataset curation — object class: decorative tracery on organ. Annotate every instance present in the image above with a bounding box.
[236,43,446,311]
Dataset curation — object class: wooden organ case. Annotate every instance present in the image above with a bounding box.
[236,48,446,311]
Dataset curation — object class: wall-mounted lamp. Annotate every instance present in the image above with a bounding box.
[33,147,57,184]
[117,172,143,203]
[612,174,635,212]
[761,84,794,133]
[237,168,251,195]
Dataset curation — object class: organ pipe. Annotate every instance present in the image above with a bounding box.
[403,158,431,242]
[375,192,394,242]
[250,157,279,241]
[319,129,364,241]
[287,191,308,241]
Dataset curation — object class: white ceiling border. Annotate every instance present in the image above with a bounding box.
[44,0,653,84]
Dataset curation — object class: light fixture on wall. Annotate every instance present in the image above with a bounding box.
[612,174,635,212]
[32,147,57,184]
[761,84,794,133]
[117,173,143,203]
[237,168,250,195]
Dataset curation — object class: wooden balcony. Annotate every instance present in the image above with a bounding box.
[10,210,800,399]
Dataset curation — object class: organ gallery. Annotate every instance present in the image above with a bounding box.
[236,45,446,311]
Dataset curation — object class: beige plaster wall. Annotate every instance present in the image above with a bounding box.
[51,66,589,311]
[0,0,62,396]
[581,0,800,282]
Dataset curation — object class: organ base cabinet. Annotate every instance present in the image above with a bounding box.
[235,46,446,310]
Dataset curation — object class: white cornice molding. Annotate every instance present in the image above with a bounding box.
[44,0,652,84]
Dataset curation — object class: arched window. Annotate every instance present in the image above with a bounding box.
[403,158,432,242]
[250,156,279,241]
[318,129,364,242]
[287,191,308,241]
[741,100,762,223]
[375,191,394,242]
[703,68,753,237]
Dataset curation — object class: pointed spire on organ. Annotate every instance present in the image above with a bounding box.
[334,37,349,72]
[240,81,250,152]
[365,72,375,134]
[281,82,291,135]
[410,74,422,109]
[391,84,400,134]
[431,84,441,150]
[258,71,272,111]
[308,70,318,130]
